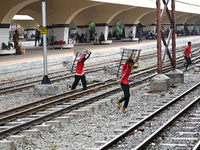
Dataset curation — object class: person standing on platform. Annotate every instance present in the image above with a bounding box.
[71,51,92,90]
[138,28,142,43]
[184,41,192,71]
[13,30,19,48]
[35,29,40,46]
[116,49,141,113]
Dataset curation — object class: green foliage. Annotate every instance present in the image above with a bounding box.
[115,21,123,36]
[88,22,96,33]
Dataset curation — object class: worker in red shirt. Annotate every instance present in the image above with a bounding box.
[116,49,141,113]
[184,41,192,71]
[71,52,92,90]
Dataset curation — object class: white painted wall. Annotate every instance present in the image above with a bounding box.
[163,26,170,31]
[0,28,9,49]
[96,26,109,41]
[143,26,156,32]
[125,26,136,38]
[177,26,184,31]
[108,27,115,35]
[53,27,69,43]
[77,28,89,35]
[27,30,35,37]
[187,26,194,31]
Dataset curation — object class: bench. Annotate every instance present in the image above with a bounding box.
[122,38,139,42]
[91,40,112,45]
[48,43,74,50]
[0,49,16,55]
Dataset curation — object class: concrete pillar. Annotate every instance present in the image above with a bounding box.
[26,29,35,37]
[95,23,109,41]
[77,25,88,35]
[150,74,170,92]
[176,24,184,31]
[52,24,69,44]
[46,26,53,44]
[143,24,156,32]
[0,24,10,49]
[124,24,136,38]
[196,26,200,34]
[165,69,184,84]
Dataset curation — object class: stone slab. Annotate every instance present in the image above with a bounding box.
[34,84,59,96]
[0,141,15,149]
[165,69,184,84]
[22,130,41,138]
[150,74,170,92]
[9,135,27,144]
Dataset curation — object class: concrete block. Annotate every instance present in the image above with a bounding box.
[80,107,94,113]
[22,129,41,138]
[9,135,27,144]
[165,69,184,84]
[55,117,70,123]
[101,99,112,104]
[150,74,170,92]
[63,113,79,119]
[35,125,52,132]
[34,84,59,96]
[89,104,101,110]
[0,141,15,149]
[73,110,87,116]
[45,121,62,128]
[93,101,107,106]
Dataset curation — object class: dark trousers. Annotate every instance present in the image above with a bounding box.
[14,43,18,49]
[72,74,87,90]
[139,35,142,43]
[35,36,40,46]
[119,83,130,108]
[184,56,191,69]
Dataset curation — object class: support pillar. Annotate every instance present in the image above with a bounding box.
[95,23,109,41]
[0,24,10,49]
[52,24,69,44]
[124,24,136,38]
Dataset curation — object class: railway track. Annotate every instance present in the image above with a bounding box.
[0,45,192,95]
[0,46,199,149]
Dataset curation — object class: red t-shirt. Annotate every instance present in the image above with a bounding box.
[184,46,191,57]
[76,60,85,75]
[120,62,135,84]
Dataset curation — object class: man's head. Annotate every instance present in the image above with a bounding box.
[130,31,132,33]
[128,59,134,67]
[15,30,18,33]
[188,41,191,47]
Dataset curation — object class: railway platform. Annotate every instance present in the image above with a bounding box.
[0,36,200,80]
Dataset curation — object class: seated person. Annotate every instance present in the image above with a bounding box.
[129,31,134,41]
[108,32,112,40]
[99,33,105,45]
[94,33,99,44]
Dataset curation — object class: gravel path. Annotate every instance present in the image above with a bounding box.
[5,67,200,150]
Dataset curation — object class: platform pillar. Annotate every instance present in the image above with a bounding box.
[52,24,69,44]
[95,23,109,41]
[0,24,10,49]
[124,24,136,38]
[165,69,184,84]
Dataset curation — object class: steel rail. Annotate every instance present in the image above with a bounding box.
[98,66,200,150]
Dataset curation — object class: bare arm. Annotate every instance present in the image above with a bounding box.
[126,49,136,64]
[134,49,141,63]
[86,52,92,59]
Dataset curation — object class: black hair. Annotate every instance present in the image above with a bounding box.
[188,41,191,45]
[128,59,134,64]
